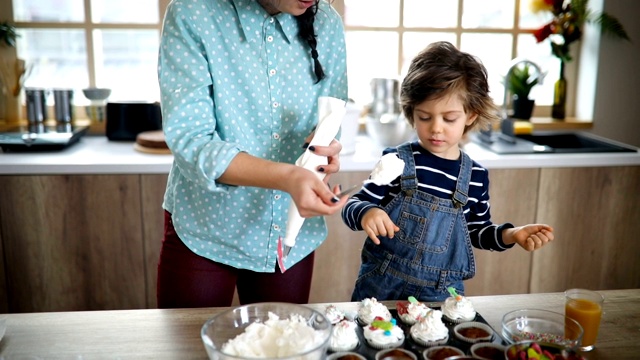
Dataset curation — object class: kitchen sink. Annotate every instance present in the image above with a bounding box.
[470,131,638,154]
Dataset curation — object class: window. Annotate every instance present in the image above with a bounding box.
[335,0,570,118]
[2,0,577,116]
[3,0,167,105]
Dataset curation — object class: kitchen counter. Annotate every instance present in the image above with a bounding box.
[0,134,639,175]
[0,289,637,359]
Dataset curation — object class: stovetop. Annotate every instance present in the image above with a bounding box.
[0,123,89,152]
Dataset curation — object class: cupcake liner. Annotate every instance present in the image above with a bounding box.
[326,351,367,360]
[410,332,449,347]
[422,345,464,360]
[329,341,360,353]
[453,321,494,344]
[375,348,418,360]
[442,313,476,324]
[470,342,506,360]
[365,337,405,350]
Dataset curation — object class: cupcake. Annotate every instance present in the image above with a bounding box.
[375,348,417,360]
[357,297,392,326]
[453,321,494,344]
[396,296,431,325]
[409,309,449,347]
[325,304,346,325]
[470,342,506,360]
[441,287,476,323]
[422,345,464,360]
[363,317,405,349]
[329,319,360,352]
[326,352,367,360]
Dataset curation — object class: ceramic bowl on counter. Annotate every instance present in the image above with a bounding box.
[501,309,583,349]
[201,302,331,360]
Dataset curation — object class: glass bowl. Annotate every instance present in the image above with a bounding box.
[504,340,586,360]
[501,309,583,349]
[201,302,331,360]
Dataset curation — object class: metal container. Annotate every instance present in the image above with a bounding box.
[25,88,48,124]
[53,89,74,123]
[369,78,400,120]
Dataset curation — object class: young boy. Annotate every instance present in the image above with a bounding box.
[342,42,554,302]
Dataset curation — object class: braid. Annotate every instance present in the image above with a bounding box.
[296,2,325,83]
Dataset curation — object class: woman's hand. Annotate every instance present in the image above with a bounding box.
[304,136,343,178]
[361,208,400,245]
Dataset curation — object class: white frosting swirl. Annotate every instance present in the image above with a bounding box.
[357,298,392,325]
[398,301,431,325]
[329,320,359,351]
[368,153,405,185]
[363,321,405,347]
[410,310,449,342]
[325,305,345,325]
[221,312,326,357]
[442,296,476,321]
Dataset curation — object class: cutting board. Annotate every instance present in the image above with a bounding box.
[134,130,171,154]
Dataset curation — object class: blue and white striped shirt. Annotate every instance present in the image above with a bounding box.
[341,142,514,251]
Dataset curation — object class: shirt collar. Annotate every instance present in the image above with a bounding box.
[231,0,297,43]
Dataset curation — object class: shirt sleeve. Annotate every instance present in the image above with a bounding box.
[466,169,516,251]
[158,1,241,193]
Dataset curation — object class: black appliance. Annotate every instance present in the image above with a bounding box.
[0,123,88,152]
[106,101,162,141]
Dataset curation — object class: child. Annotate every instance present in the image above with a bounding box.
[341,41,554,302]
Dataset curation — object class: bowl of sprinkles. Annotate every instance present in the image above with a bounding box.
[501,309,583,349]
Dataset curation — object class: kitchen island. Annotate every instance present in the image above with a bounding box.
[0,136,639,313]
[0,289,637,359]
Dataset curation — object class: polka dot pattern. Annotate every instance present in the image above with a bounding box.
[158,0,348,272]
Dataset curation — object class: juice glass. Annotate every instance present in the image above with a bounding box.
[565,288,604,351]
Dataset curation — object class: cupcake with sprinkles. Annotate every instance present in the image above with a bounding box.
[325,304,346,325]
[409,309,449,347]
[329,319,360,352]
[363,317,405,349]
[396,296,431,325]
[357,297,392,326]
[441,287,476,323]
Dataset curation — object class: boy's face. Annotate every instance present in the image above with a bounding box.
[412,93,477,160]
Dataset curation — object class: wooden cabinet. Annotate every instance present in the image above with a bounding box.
[0,165,638,312]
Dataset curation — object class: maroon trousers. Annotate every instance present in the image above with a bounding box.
[156,211,315,308]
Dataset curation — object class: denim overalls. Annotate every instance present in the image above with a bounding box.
[351,143,476,302]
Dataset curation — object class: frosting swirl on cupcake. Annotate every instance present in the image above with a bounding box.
[357,298,392,325]
[410,309,449,344]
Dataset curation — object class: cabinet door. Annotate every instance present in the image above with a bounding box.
[464,168,540,296]
[531,166,640,292]
[141,174,169,308]
[0,175,146,312]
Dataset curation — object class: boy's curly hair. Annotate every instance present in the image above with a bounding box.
[400,41,500,133]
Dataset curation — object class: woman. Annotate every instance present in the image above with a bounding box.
[157,0,348,307]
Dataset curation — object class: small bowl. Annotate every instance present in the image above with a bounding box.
[365,114,414,147]
[82,88,112,101]
[501,309,583,349]
[201,302,331,360]
[504,341,586,360]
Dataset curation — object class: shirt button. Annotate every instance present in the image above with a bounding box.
[273,101,279,108]
[269,69,276,76]
[274,194,281,200]
[273,224,280,231]
[269,18,274,23]
[273,133,280,140]
[267,35,274,42]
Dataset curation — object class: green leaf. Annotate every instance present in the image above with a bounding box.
[595,13,630,41]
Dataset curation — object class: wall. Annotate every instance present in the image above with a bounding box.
[590,0,640,147]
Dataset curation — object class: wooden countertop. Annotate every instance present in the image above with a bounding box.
[0,289,636,359]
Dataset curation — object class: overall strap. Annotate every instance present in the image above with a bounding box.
[396,142,417,192]
[451,150,473,208]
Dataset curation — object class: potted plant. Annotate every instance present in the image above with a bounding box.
[507,63,539,120]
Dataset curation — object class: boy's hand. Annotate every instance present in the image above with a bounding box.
[361,208,400,245]
[505,224,554,251]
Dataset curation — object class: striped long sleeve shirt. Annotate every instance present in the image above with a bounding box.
[341,142,515,251]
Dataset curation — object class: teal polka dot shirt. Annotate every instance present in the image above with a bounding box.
[158,0,348,272]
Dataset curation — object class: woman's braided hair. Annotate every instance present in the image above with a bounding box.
[295,1,325,83]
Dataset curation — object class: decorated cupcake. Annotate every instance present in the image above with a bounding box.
[396,296,431,325]
[325,304,346,325]
[329,319,360,352]
[357,297,392,326]
[363,317,405,349]
[441,287,476,323]
[409,309,449,347]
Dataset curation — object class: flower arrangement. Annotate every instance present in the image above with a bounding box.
[530,0,629,62]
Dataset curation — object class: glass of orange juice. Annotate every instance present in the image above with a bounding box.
[565,288,604,351]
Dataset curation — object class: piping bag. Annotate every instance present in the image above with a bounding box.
[277,96,346,273]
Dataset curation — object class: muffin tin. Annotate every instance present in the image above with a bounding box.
[327,308,506,360]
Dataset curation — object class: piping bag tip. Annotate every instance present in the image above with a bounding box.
[277,236,289,273]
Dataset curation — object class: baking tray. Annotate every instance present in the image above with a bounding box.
[328,308,506,360]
